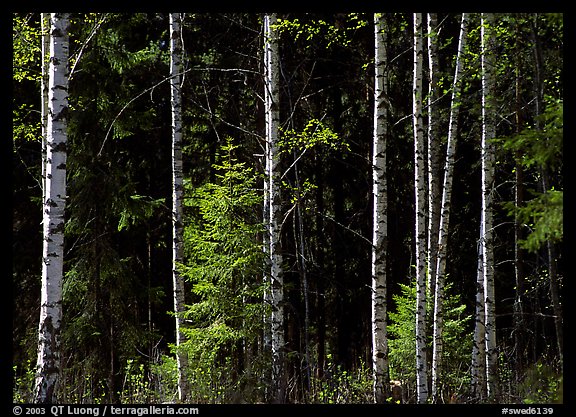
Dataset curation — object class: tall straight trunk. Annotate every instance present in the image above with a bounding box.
[426,13,441,298]
[412,12,428,404]
[471,219,487,401]
[34,13,69,404]
[169,12,189,402]
[262,102,272,381]
[371,13,390,404]
[431,13,469,403]
[481,12,498,402]
[264,13,286,403]
[41,13,50,202]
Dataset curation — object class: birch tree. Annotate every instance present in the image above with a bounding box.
[481,13,498,402]
[471,218,487,400]
[169,12,189,402]
[431,13,469,403]
[264,13,286,403]
[371,12,390,404]
[41,13,50,202]
[412,12,428,404]
[426,13,441,298]
[34,13,69,404]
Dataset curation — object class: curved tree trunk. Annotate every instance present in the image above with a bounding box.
[35,12,69,404]
[371,12,390,404]
[169,12,189,402]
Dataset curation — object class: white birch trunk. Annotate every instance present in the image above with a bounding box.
[262,15,272,382]
[431,13,469,403]
[412,12,428,404]
[426,13,441,298]
[472,218,487,400]
[41,13,50,202]
[169,12,189,402]
[371,13,390,404]
[264,13,286,403]
[34,13,69,404]
[481,12,498,402]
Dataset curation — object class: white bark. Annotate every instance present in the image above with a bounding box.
[169,12,189,402]
[41,13,50,202]
[431,13,468,403]
[472,219,487,401]
[35,13,69,404]
[481,12,498,402]
[264,13,286,403]
[371,13,389,404]
[262,16,272,369]
[412,12,428,404]
[426,13,441,297]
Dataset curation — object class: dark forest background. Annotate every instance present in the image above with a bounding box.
[12,12,563,404]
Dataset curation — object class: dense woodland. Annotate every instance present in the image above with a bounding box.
[12,12,563,405]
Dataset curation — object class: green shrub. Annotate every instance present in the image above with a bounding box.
[388,279,472,403]
[519,360,563,404]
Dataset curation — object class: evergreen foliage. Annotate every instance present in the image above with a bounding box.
[12,12,562,405]
[499,99,563,252]
[388,280,472,403]
[178,138,267,402]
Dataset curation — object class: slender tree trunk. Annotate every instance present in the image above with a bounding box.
[481,13,498,402]
[264,13,286,403]
[412,12,428,404]
[431,13,469,403]
[41,13,50,202]
[371,13,390,404]
[169,12,189,402]
[471,220,487,401]
[34,13,69,404]
[262,94,272,397]
[426,13,441,299]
